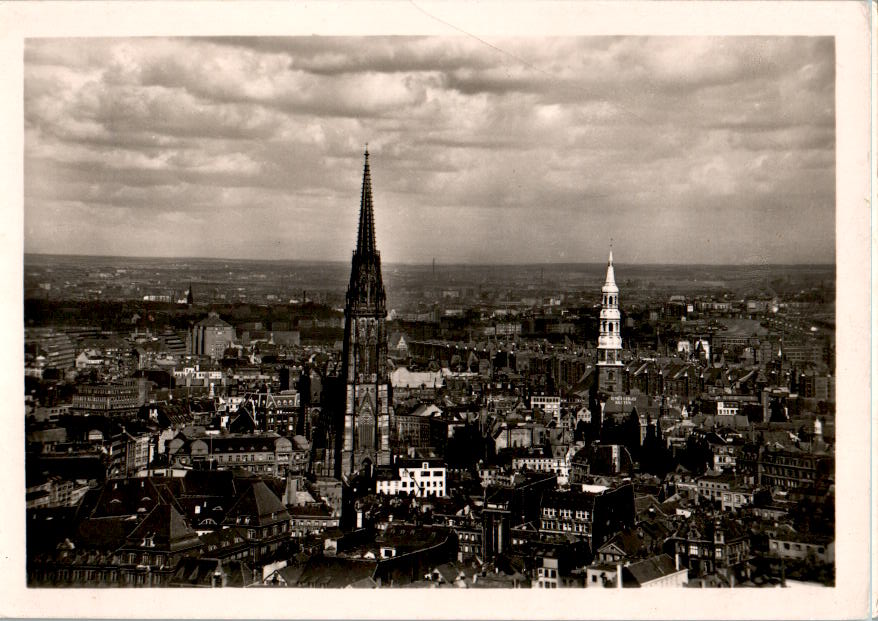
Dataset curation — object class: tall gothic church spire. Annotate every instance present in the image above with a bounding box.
[356,147,376,256]
[328,147,392,485]
[346,148,386,312]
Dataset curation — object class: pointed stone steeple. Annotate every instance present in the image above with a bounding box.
[355,147,376,257]
[604,249,617,290]
[346,147,386,313]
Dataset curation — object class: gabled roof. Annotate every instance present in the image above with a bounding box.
[265,564,306,586]
[223,481,290,527]
[169,558,257,587]
[296,556,378,588]
[179,469,238,499]
[124,503,202,552]
[90,477,166,518]
[74,515,139,551]
[598,526,652,558]
[634,494,667,518]
[625,554,679,585]
[541,490,597,512]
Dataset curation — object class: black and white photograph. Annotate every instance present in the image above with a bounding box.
[2,1,872,618]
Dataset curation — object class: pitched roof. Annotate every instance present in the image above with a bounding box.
[179,469,238,499]
[224,481,290,527]
[169,558,257,587]
[124,503,202,552]
[90,477,166,518]
[295,556,378,588]
[540,490,597,512]
[598,527,651,558]
[74,515,139,551]
[625,554,679,585]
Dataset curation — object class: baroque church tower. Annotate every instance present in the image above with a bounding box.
[597,250,624,393]
[333,148,392,479]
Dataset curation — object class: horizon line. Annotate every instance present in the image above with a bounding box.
[23,252,836,269]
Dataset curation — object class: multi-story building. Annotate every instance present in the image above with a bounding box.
[166,432,293,476]
[188,312,235,358]
[434,507,486,563]
[530,395,561,422]
[535,552,585,588]
[28,329,77,371]
[667,517,750,580]
[767,532,834,565]
[538,483,635,552]
[720,486,756,512]
[711,441,740,472]
[512,455,570,485]
[71,379,140,415]
[757,446,834,491]
[235,390,300,435]
[391,412,432,450]
[26,476,90,509]
[172,365,226,393]
[716,401,739,417]
[482,473,558,560]
[114,430,151,477]
[289,504,339,539]
[697,472,739,503]
[375,459,446,498]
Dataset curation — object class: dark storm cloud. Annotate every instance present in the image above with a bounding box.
[24,36,835,263]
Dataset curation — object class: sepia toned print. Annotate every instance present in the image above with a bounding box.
[22,32,841,595]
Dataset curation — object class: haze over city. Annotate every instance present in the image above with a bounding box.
[25,36,835,265]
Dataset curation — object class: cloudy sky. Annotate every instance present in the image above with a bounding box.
[24,36,835,265]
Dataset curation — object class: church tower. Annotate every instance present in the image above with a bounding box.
[335,148,392,479]
[597,250,624,393]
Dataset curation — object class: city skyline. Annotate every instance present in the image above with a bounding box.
[25,36,835,265]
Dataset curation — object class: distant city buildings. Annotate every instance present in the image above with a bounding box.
[24,152,835,590]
